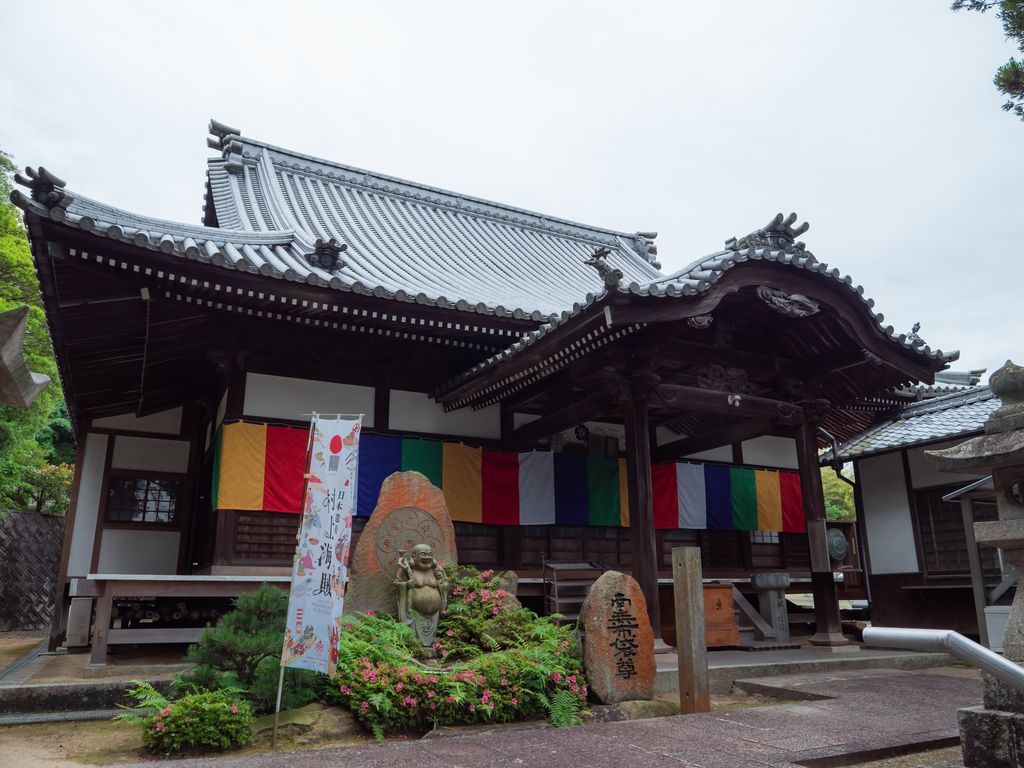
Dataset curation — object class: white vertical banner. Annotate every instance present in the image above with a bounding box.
[280,414,362,677]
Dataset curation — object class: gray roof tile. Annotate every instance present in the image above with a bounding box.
[827,386,1000,461]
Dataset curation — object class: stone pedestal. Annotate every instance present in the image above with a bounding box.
[750,571,791,644]
[927,360,1024,767]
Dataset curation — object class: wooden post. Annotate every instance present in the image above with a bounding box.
[796,419,846,646]
[88,580,113,666]
[672,546,709,713]
[624,385,662,640]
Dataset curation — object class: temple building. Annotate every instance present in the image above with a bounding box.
[11,121,958,658]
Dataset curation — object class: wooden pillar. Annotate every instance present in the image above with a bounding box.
[672,546,710,713]
[796,418,846,646]
[624,382,662,640]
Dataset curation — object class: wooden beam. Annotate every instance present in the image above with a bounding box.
[652,383,804,425]
[507,390,613,447]
[656,419,774,462]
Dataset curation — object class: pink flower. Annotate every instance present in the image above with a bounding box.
[429,676,439,683]
[492,607,499,615]
[230,705,238,714]
[415,674,423,683]
[500,678,508,686]
[429,702,437,710]
[155,721,165,732]
[396,682,404,692]
[446,695,456,703]
[446,629,454,637]
[550,672,562,683]
[511,698,518,705]
[469,704,476,712]
[364,610,377,617]
[360,701,370,713]
[159,706,172,717]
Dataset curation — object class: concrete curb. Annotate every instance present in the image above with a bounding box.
[0,678,174,716]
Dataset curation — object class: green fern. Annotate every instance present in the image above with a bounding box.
[113,680,170,726]
[546,688,584,728]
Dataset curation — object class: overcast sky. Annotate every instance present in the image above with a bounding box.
[2,1,1020,377]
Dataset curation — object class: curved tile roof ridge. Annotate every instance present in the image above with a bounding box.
[435,221,960,400]
[11,175,612,320]
[221,132,661,259]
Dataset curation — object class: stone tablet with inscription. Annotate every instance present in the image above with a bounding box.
[344,471,457,617]
[580,570,656,703]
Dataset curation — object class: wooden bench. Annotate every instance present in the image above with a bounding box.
[86,574,291,666]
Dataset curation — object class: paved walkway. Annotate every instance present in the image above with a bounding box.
[115,668,980,768]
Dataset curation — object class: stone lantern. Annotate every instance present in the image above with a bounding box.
[926,360,1024,768]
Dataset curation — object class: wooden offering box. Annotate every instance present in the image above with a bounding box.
[703,583,740,648]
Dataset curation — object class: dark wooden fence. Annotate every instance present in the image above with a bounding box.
[0,511,64,631]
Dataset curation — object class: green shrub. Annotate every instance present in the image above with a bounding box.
[116,681,253,755]
[177,584,316,713]
[326,566,587,738]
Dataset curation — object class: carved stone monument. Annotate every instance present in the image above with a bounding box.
[580,570,656,704]
[927,361,1024,768]
[750,571,792,644]
[345,471,457,618]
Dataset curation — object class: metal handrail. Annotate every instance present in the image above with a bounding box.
[863,626,1024,691]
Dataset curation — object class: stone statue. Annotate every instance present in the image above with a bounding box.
[394,543,450,653]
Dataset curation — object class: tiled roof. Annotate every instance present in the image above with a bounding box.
[825,386,1000,462]
[10,122,662,323]
[436,215,959,405]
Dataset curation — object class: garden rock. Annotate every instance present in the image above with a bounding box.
[345,471,457,617]
[580,570,656,704]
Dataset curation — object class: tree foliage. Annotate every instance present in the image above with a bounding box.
[953,0,1024,119]
[0,150,75,514]
[821,467,855,521]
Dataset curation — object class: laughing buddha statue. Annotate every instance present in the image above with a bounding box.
[394,543,450,654]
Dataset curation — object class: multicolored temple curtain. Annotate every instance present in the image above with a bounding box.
[213,423,806,532]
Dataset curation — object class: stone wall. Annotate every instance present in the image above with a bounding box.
[0,511,65,630]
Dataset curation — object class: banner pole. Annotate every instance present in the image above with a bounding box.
[271,664,285,748]
[273,412,318,750]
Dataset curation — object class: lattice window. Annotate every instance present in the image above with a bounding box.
[106,477,182,524]
[915,488,999,575]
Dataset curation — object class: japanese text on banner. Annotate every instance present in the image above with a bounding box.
[281,416,361,676]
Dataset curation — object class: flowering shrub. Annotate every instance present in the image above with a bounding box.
[116,681,253,755]
[327,567,587,738]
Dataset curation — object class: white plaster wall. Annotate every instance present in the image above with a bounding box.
[655,426,677,447]
[512,412,539,428]
[244,373,375,426]
[741,436,799,469]
[683,445,734,463]
[858,452,920,574]
[907,441,986,489]
[390,390,500,439]
[111,436,190,473]
[91,407,182,435]
[96,529,180,574]
[67,433,109,578]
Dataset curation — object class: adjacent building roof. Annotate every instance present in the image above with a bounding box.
[825,385,1001,462]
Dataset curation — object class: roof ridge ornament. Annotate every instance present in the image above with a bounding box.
[584,247,624,290]
[13,167,73,210]
[726,212,812,256]
[207,119,244,171]
[634,231,661,269]
[307,237,348,271]
[907,321,925,348]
